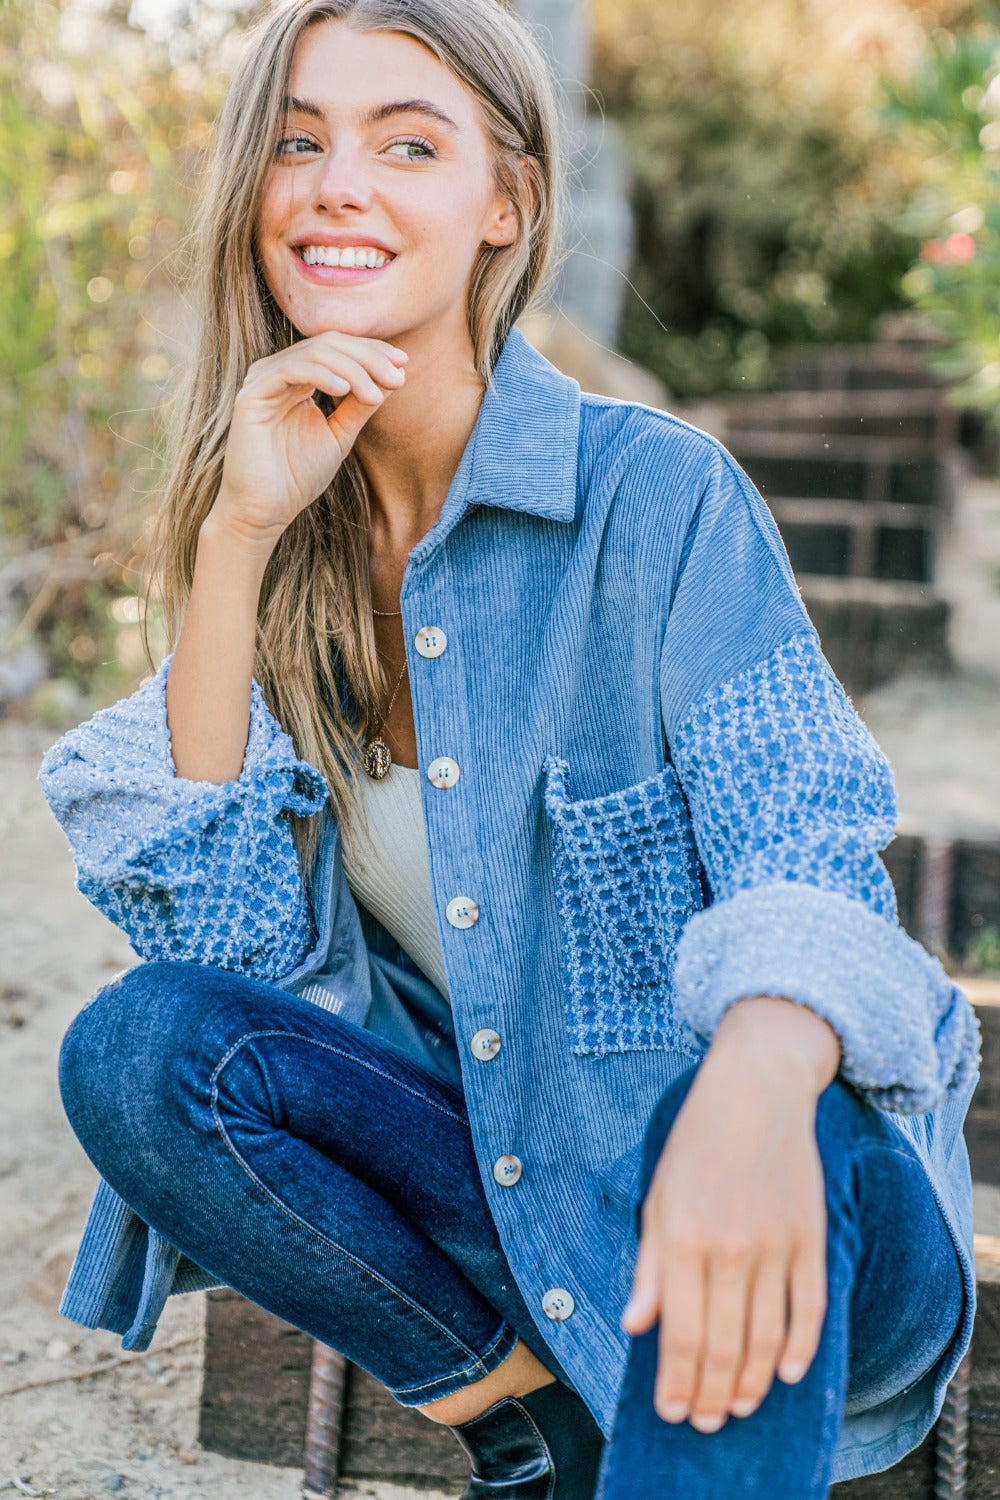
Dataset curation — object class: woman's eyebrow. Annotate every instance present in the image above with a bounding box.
[281,95,463,135]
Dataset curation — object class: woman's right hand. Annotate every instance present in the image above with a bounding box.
[208,330,409,547]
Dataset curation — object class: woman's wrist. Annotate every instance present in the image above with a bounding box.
[198,506,280,574]
[708,994,842,1099]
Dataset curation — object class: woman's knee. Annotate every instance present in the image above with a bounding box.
[812,1075,899,1179]
[58,961,233,1142]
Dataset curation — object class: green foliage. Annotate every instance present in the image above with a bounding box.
[591,14,925,398]
[883,19,1000,423]
[0,0,225,701]
[962,923,1000,972]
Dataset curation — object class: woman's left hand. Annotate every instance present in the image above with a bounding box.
[620,996,840,1432]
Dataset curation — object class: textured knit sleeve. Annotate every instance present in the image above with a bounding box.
[660,438,981,1115]
[37,651,329,979]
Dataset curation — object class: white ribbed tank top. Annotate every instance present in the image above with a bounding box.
[340,763,451,1002]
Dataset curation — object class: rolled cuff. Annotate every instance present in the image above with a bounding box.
[672,881,982,1115]
[38,651,328,885]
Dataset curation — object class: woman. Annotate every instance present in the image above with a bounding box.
[38,1,981,1496]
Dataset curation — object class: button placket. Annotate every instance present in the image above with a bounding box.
[414,618,500,1179]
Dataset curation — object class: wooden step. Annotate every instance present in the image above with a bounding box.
[777,344,951,392]
[798,574,951,693]
[722,388,958,448]
[882,832,1000,975]
[728,430,956,511]
[769,497,940,582]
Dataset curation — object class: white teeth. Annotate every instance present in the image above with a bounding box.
[300,245,391,268]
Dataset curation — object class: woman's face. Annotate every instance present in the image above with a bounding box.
[255,21,518,348]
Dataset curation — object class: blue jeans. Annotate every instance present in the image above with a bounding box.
[57,962,964,1496]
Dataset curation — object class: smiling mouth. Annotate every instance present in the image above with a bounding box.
[294,246,396,270]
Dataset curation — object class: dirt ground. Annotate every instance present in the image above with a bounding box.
[2,468,1000,1499]
[0,714,455,1500]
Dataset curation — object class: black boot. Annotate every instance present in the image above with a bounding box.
[447,1378,606,1498]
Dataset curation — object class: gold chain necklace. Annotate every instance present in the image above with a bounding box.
[364,606,406,780]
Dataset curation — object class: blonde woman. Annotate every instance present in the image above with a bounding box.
[39,1,981,1495]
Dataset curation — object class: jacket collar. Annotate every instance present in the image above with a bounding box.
[460,323,581,524]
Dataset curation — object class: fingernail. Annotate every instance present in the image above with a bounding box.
[690,1413,725,1433]
[659,1402,688,1423]
[780,1359,807,1383]
[730,1396,758,1417]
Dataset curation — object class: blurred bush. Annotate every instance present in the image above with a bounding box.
[884,16,1000,424]
[0,0,236,713]
[591,0,976,398]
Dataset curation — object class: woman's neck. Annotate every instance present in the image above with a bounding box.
[352,329,487,547]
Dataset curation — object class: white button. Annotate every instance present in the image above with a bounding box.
[493,1154,522,1186]
[541,1288,575,1321]
[427,756,460,789]
[446,896,479,929]
[471,1028,501,1060]
[414,626,447,659]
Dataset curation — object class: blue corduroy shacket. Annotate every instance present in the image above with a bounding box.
[38,323,982,1482]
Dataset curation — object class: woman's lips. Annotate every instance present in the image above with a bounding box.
[291,248,396,285]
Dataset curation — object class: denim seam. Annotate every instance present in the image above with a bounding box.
[388,1319,518,1398]
[836,1126,964,1424]
[851,1141,923,1166]
[208,1030,499,1382]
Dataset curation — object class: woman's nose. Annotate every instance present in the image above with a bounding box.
[311,143,374,213]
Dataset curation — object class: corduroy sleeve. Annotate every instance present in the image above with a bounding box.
[37,651,328,979]
[659,439,981,1114]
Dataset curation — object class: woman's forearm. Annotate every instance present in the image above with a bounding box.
[164,509,277,783]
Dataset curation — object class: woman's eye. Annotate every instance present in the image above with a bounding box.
[385,137,436,161]
[276,133,318,157]
[274,133,437,162]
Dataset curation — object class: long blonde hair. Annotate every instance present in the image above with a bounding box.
[142,0,570,879]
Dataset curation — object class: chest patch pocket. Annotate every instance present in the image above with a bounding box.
[542,754,705,1058]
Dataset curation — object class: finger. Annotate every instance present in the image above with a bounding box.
[242,352,393,409]
[687,1249,752,1430]
[654,1245,706,1422]
[313,329,409,366]
[311,330,409,384]
[290,353,393,406]
[729,1251,788,1417]
[778,1239,827,1385]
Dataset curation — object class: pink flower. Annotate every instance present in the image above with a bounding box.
[945,232,977,262]
[919,233,977,265]
[921,239,948,262]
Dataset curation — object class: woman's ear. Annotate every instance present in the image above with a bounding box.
[483,196,519,249]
